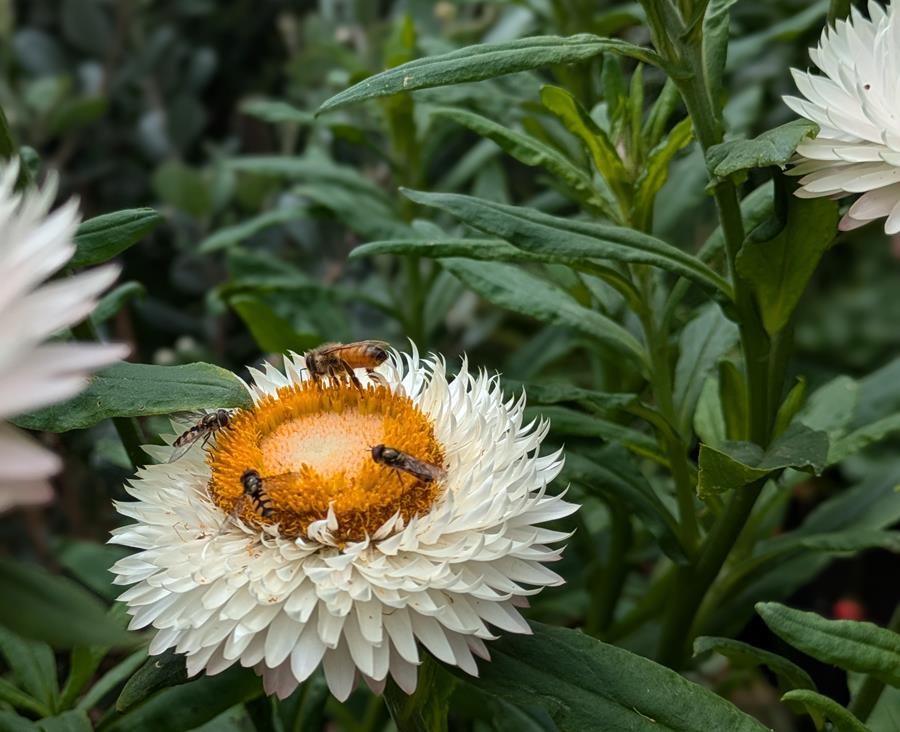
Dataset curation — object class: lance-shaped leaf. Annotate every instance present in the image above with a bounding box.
[693,636,816,693]
[781,690,868,732]
[71,208,162,268]
[197,208,308,253]
[403,189,732,297]
[317,35,663,113]
[540,85,630,209]
[561,448,687,565]
[430,107,614,216]
[116,651,188,712]
[706,120,819,182]
[13,362,252,433]
[757,603,900,687]
[736,195,838,336]
[442,259,647,367]
[697,423,828,498]
[471,621,770,731]
[509,381,639,415]
[633,116,693,230]
[674,304,738,434]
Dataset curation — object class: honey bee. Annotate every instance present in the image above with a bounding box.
[237,470,302,519]
[370,444,445,484]
[305,340,390,389]
[168,409,231,462]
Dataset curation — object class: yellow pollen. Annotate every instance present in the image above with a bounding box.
[206,379,444,543]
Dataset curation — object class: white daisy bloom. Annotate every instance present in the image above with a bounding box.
[0,161,127,512]
[110,347,575,701]
[784,1,900,233]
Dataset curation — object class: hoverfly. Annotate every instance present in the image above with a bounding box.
[236,469,302,519]
[168,409,231,462]
[304,340,390,389]
[370,444,445,484]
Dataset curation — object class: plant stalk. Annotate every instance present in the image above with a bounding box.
[646,8,787,665]
[585,496,633,636]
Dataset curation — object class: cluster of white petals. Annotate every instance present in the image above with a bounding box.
[110,349,576,700]
[785,1,900,233]
[0,162,126,512]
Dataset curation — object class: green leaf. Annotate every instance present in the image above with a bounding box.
[693,636,816,693]
[60,0,111,55]
[736,195,838,336]
[107,666,261,732]
[76,650,146,713]
[830,414,900,466]
[317,35,662,113]
[706,120,819,182]
[0,678,47,717]
[0,627,56,714]
[429,107,612,216]
[0,560,133,648]
[717,530,900,619]
[532,405,663,465]
[702,0,739,100]
[633,117,693,229]
[14,362,252,433]
[697,423,828,498]
[35,710,92,732]
[54,540,129,603]
[229,295,320,354]
[71,209,162,268]
[152,161,213,218]
[471,622,769,731]
[510,382,639,415]
[0,712,38,732]
[773,377,807,438]
[197,208,307,253]
[239,98,314,125]
[781,690,869,732]
[443,259,647,366]
[561,447,688,565]
[402,189,732,297]
[58,645,107,710]
[90,282,146,325]
[673,304,738,433]
[116,651,188,713]
[540,85,630,210]
[757,602,900,687]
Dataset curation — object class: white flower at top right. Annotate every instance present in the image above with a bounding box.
[784,1,900,234]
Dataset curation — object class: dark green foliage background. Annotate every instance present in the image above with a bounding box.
[0,1,898,731]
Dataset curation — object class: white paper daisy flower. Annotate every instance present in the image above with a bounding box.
[784,1,900,233]
[0,161,127,513]
[110,348,575,701]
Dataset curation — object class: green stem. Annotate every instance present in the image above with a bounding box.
[404,256,426,346]
[585,497,633,636]
[636,272,699,554]
[607,563,675,641]
[650,22,784,665]
[847,603,900,723]
[657,479,764,666]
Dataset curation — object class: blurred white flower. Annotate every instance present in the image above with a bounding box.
[0,162,127,512]
[784,1,900,233]
[111,348,575,701]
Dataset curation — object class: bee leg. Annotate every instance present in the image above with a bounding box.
[393,470,404,490]
[342,361,363,390]
[366,368,388,387]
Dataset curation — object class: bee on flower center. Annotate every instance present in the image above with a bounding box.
[304,340,390,389]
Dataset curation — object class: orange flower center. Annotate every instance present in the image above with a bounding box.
[207,379,444,543]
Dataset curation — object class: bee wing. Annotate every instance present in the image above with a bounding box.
[167,440,197,463]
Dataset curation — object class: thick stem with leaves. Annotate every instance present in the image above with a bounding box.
[641,2,788,667]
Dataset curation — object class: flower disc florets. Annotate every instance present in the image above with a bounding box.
[110,346,576,701]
